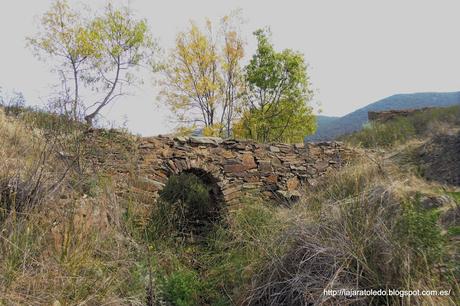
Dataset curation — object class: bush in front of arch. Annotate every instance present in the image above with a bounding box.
[146,172,219,240]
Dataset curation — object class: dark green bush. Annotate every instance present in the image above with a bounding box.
[146,172,220,240]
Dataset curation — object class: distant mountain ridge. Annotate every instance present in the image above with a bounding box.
[306,91,460,141]
[315,115,339,127]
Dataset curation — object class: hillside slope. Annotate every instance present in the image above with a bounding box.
[315,114,339,127]
[307,91,460,141]
[1,106,459,305]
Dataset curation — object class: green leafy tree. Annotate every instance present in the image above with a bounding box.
[28,0,155,126]
[234,29,315,143]
[82,3,154,125]
[27,0,94,120]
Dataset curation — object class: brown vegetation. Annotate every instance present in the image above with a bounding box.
[0,106,459,305]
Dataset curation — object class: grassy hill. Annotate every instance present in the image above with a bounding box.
[307,91,460,141]
[0,106,459,305]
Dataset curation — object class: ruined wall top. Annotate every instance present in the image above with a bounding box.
[135,135,355,203]
[368,107,434,123]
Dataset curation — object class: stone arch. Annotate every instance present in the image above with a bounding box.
[162,156,245,205]
[180,167,226,217]
[158,158,227,233]
[134,136,353,207]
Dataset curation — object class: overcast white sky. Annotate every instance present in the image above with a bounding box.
[1,0,459,136]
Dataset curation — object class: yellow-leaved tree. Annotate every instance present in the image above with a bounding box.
[158,12,245,137]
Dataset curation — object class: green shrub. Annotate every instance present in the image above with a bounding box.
[159,267,203,306]
[345,117,415,148]
[395,196,444,263]
[447,226,460,236]
[343,105,460,148]
[200,201,284,302]
[146,172,220,240]
[447,192,460,204]
[146,197,285,305]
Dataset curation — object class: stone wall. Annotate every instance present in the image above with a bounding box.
[368,107,434,123]
[134,136,355,204]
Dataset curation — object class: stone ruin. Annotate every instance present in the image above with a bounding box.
[368,107,434,123]
[132,135,355,205]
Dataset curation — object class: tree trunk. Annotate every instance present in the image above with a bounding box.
[72,63,79,121]
[84,57,121,127]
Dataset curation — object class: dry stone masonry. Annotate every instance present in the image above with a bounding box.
[368,107,434,123]
[135,135,354,204]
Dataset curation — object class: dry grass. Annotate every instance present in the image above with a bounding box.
[343,105,460,149]
[1,108,459,305]
[246,156,459,306]
[0,109,148,305]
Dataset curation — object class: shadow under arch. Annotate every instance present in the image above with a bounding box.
[158,166,226,237]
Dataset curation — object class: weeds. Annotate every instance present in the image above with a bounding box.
[343,105,460,148]
[146,172,220,240]
[1,104,459,305]
[145,195,285,305]
[0,109,148,305]
[247,161,458,305]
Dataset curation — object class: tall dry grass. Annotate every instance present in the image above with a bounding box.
[0,109,148,305]
[246,158,459,305]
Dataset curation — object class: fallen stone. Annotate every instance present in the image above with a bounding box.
[420,195,453,209]
[174,136,189,143]
[307,178,319,187]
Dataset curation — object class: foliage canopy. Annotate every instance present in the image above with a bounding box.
[158,13,245,137]
[233,29,315,143]
[27,0,155,126]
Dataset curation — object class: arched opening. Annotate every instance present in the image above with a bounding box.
[152,168,225,239]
